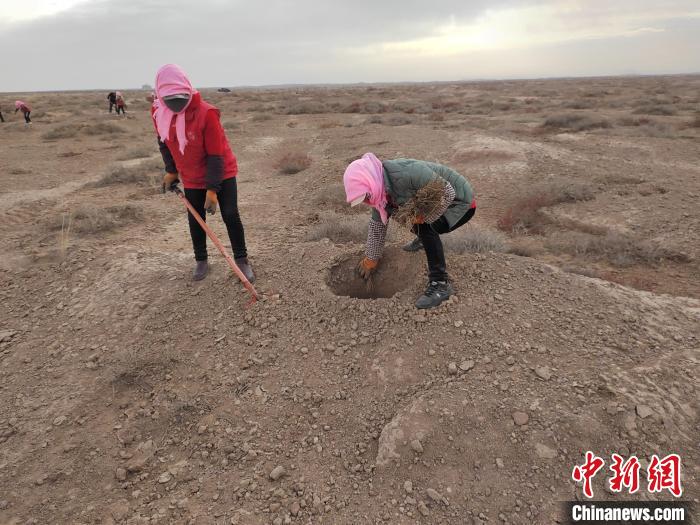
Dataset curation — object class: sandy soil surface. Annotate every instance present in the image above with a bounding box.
[0,76,698,524]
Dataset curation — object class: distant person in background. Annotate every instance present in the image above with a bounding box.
[115,92,127,115]
[14,101,31,124]
[153,63,255,282]
[107,91,117,113]
[0,105,4,123]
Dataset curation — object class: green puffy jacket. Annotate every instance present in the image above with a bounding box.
[370,159,474,227]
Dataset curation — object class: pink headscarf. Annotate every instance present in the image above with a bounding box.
[343,152,388,224]
[154,64,197,154]
[15,100,27,110]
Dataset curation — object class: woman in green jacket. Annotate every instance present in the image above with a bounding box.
[343,153,476,309]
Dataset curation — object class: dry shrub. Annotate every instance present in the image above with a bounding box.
[689,114,700,128]
[43,121,125,140]
[42,125,79,140]
[117,146,153,161]
[386,115,412,126]
[546,231,691,267]
[428,112,446,122]
[497,178,595,233]
[285,102,327,114]
[507,238,542,257]
[632,105,676,116]
[617,116,654,127]
[340,101,388,114]
[57,151,82,158]
[223,120,240,130]
[393,179,446,229]
[431,99,462,112]
[565,100,596,110]
[49,204,143,235]
[274,151,312,174]
[366,115,383,124]
[442,226,508,254]
[543,114,612,132]
[83,122,126,135]
[89,158,162,187]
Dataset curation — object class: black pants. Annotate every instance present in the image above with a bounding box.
[184,177,248,261]
[109,102,115,113]
[116,106,125,115]
[414,207,476,282]
[0,111,4,122]
[23,111,31,123]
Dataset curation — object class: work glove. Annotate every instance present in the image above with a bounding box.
[204,190,218,215]
[413,215,425,225]
[162,172,179,193]
[357,257,379,280]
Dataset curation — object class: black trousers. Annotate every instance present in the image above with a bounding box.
[116,106,125,115]
[0,111,4,122]
[414,207,476,282]
[23,112,31,123]
[184,177,248,261]
[109,102,115,113]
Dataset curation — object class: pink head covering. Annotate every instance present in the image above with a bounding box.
[15,100,26,110]
[343,152,388,224]
[154,64,197,154]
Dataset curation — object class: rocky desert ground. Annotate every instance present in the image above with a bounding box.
[0,75,698,524]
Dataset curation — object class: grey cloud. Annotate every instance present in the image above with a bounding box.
[0,0,698,91]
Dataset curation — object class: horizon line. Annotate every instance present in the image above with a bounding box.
[2,71,699,95]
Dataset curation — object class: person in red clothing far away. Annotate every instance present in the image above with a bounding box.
[153,63,254,283]
[14,100,31,124]
[115,92,127,115]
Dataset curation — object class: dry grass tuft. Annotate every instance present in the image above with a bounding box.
[43,121,126,140]
[497,178,596,233]
[542,114,611,132]
[393,179,446,229]
[50,204,143,235]
[88,158,162,188]
[116,146,153,161]
[274,151,312,174]
[285,102,328,115]
[442,226,508,254]
[632,105,676,116]
[546,231,691,267]
[42,125,79,140]
[386,115,412,126]
[83,122,126,135]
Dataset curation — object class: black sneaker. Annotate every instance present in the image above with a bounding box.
[402,237,424,252]
[234,257,256,283]
[193,260,209,281]
[415,281,454,309]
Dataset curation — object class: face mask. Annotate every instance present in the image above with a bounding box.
[162,94,190,113]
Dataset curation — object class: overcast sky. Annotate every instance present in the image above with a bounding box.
[1,0,699,91]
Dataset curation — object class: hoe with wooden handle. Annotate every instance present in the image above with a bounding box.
[169,184,259,305]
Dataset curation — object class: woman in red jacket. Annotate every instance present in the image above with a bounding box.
[153,64,254,282]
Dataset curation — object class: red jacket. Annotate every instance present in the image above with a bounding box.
[152,93,237,189]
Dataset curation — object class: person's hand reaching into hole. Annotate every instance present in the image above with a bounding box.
[357,257,379,280]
